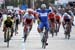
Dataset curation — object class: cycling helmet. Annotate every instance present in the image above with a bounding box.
[41,4,46,8]
[7,15,11,18]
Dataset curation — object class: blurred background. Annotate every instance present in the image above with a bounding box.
[0,0,75,9]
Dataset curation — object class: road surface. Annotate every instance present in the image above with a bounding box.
[0,15,75,50]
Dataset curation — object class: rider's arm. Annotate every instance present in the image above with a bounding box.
[30,15,35,25]
[35,9,40,20]
[62,13,65,21]
[3,20,6,31]
[70,11,74,21]
[11,21,13,28]
[4,20,6,27]
[23,14,27,25]
[48,13,51,23]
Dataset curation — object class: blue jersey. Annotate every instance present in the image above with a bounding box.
[37,9,51,22]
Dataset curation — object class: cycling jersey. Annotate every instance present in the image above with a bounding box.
[48,12,55,22]
[36,9,51,30]
[55,13,61,20]
[55,13,61,23]
[37,9,51,22]
[4,20,13,28]
[15,14,20,20]
[63,13,71,20]
[48,13,55,20]
[23,14,34,24]
[63,13,71,22]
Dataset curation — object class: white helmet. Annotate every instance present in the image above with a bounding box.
[41,4,46,8]
[7,15,11,18]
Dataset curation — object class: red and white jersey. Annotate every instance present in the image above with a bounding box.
[23,14,34,24]
[55,13,61,20]
[63,13,71,20]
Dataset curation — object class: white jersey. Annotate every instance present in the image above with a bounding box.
[15,14,20,20]
[23,14,34,19]
[23,14,34,24]
[63,13,71,19]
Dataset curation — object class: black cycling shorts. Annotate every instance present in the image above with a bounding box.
[64,19,70,22]
[50,18,55,23]
[56,20,60,23]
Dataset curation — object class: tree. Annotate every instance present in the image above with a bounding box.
[35,0,55,9]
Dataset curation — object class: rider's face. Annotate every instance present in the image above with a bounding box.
[28,11,32,14]
[7,17,10,20]
[41,7,46,10]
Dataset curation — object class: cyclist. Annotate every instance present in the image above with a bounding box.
[3,15,13,42]
[68,10,74,26]
[36,4,51,45]
[62,12,72,29]
[14,13,20,34]
[55,13,61,32]
[62,10,73,38]
[11,16,15,37]
[23,9,34,42]
[48,12,56,37]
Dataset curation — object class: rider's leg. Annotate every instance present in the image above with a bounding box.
[37,27,43,39]
[62,21,65,29]
[15,22,18,34]
[68,22,72,38]
[4,32,6,42]
[44,22,49,45]
[58,22,61,32]
[37,22,44,40]
[45,22,49,39]
[3,27,7,42]
[30,25,32,31]
[27,25,32,33]
[16,19,19,30]
[24,25,28,41]
[11,27,14,37]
